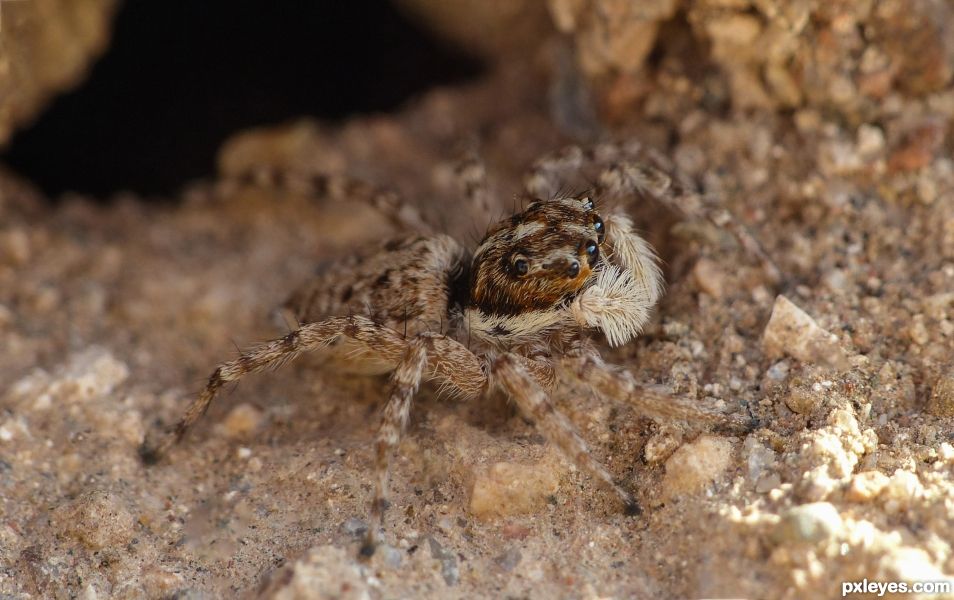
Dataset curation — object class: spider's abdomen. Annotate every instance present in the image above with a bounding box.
[281,234,466,338]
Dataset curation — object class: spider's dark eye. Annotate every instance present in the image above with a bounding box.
[583,240,599,266]
[592,215,605,242]
[566,260,581,278]
[512,257,529,276]
[581,197,594,211]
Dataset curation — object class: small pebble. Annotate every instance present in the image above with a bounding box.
[662,435,734,500]
[222,403,263,438]
[377,544,402,568]
[926,372,954,417]
[470,459,562,519]
[785,384,821,415]
[762,295,848,370]
[52,489,136,550]
[340,517,368,538]
[494,547,522,572]
[772,502,842,544]
[428,537,459,586]
[691,258,725,298]
[847,471,890,502]
[880,470,923,513]
[644,430,682,465]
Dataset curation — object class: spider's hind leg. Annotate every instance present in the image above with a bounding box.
[138,316,407,464]
[221,165,434,234]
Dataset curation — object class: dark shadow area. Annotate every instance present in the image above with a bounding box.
[2,0,483,199]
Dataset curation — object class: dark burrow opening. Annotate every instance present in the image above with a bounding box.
[2,0,483,200]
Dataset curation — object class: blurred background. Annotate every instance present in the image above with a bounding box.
[2,2,954,598]
[1,0,484,198]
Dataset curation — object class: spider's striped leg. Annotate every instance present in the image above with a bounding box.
[561,351,757,434]
[359,331,490,556]
[493,354,640,515]
[361,335,428,557]
[139,317,398,463]
[524,141,781,283]
[139,316,485,464]
[596,151,782,283]
[224,166,434,234]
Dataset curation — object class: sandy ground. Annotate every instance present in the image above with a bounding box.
[2,52,954,600]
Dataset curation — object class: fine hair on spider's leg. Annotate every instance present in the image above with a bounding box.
[493,354,640,515]
[526,142,781,282]
[139,316,411,464]
[362,335,430,557]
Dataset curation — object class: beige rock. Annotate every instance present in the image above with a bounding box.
[762,295,849,369]
[259,545,370,600]
[771,502,842,544]
[880,470,923,514]
[469,458,563,518]
[691,258,726,298]
[644,429,683,464]
[222,402,264,438]
[0,0,119,146]
[51,489,135,550]
[662,435,734,499]
[847,471,890,502]
[926,372,954,417]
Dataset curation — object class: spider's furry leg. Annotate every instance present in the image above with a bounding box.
[524,141,781,282]
[493,354,639,515]
[570,216,663,348]
[138,316,456,464]
[596,150,782,283]
[224,166,434,234]
[362,335,429,557]
[562,351,757,434]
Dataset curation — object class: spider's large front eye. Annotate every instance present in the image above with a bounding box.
[592,215,605,243]
[583,240,599,267]
[512,257,529,276]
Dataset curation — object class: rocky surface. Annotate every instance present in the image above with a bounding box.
[0,0,118,146]
[2,2,954,599]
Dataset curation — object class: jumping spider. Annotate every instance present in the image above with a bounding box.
[141,141,773,556]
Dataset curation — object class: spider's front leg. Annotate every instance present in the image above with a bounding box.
[493,354,641,515]
[525,142,782,283]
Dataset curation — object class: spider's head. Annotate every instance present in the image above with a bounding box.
[467,196,605,321]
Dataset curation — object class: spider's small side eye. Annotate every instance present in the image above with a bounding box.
[512,257,529,276]
[566,260,581,278]
[592,215,605,242]
[583,240,599,266]
[581,197,594,211]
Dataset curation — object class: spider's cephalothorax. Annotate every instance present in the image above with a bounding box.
[470,196,604,314]
[141,143,765,557]
[465,196,607,345]
[463,195,664,350]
